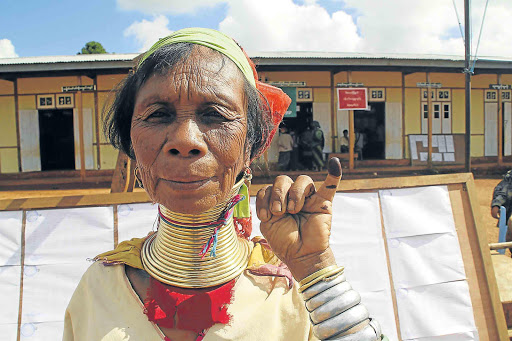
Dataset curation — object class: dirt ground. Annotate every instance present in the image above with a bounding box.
[0,178,506,249]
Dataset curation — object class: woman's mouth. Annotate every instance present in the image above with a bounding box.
[162,178,212,191]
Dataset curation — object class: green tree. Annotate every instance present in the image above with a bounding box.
[78,41,107,54]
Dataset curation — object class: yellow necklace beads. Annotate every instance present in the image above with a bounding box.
[141,177,251,288]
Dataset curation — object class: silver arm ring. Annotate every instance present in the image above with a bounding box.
[326,320,381,341]
[306,281,352,311]
[312,304,369,340]
[301,274,347,300]
[310,289,361,324]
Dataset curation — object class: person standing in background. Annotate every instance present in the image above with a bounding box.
[491,170,512,255]
[289,129,302,171]
[277,125,294,171]
[354,129,365,160]
[299,123,315,170]
[311,121,325,170]
[340,129,349,153]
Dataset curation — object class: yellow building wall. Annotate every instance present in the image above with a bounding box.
[0,148,18,173]
[81,76,94,86]
[0,79,14,95]
[404,88,421,135]
[264,71,330,87]
[313,88,330,103]
[19,95,35,110]
[100,144,118,169]
[451,89,465,133]
[430,73,465,88]
[0,97,17,147]
[472,74,497,89]
[404,139,410,159]
[386,88,402,103]
[404,73,426,87]
[97,92,114,144]
[97,74,127,91]
[471,135,484,157]
[333,72,348,84]
[501,74,512,84]
[471,90,484,135]
[18,76,76,94]
[351,72,402,87]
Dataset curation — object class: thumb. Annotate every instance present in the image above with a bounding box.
[316,158,342,202]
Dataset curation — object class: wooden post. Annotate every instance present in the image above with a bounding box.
[111,151,135,193]
[464,0,472,172]
[498,74,503,165]
[93,76,101,170]
[331,71,338,153]
[348,71,355,170]
[16,211,26,341]
[427,73,433,169]
[402,72,407,161]
[13,78,22,172]
[76,76,86,180]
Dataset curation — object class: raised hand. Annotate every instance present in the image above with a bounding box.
[256,158,342,281]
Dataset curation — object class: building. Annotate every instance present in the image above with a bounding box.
[1,52,512,185]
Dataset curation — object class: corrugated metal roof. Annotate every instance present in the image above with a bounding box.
[0,51,511,73]
[0,53,139,65]
[250,51,466,61]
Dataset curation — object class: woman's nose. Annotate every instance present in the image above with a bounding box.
[165,119,207,158]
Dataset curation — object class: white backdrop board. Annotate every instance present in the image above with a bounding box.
[0,173,507,341]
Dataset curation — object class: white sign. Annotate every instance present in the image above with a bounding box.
[62,85,96,92]
[417,82,442,88]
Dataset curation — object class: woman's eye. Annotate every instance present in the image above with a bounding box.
[201,109,227,123]
[146,111,172,121]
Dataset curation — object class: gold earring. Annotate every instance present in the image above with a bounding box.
[134,166,144,188]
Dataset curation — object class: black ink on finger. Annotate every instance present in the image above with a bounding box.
[328,157,342,177]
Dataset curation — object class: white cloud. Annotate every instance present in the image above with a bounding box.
[124,15,173,52]
[117,0,225,15]
[343,0,512,58]
[0,39,18,58]
[219,0,361,53]
[121,0,512,59]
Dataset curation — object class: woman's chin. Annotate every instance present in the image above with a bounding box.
[155,189,222,214]
[161,200,216,214]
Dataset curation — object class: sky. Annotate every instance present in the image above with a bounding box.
[1,0,512,60]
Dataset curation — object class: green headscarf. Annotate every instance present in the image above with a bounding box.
[137,27,256,87]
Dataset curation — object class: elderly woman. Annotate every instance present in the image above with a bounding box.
[63,28,384,341]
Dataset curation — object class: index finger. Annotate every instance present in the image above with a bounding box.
[316,157,342,201]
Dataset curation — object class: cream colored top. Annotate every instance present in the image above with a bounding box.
[63,262,317,341]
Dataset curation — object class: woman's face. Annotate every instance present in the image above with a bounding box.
[131,47,250,213]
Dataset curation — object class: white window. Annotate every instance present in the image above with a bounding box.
[421,102,451,134]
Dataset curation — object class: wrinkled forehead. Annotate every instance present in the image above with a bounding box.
[162,46,245,98]
[134,46,247,108]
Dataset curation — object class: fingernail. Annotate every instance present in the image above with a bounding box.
[260,208,269,220]
[272,201,282,213]
[288,201,295,212]
[328,158,342,177]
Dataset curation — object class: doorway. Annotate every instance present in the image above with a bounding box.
[354,102,385,159]
[39,109,75,170]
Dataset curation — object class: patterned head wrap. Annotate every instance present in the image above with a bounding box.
[137,27,291,160]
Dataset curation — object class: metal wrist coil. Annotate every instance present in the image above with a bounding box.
[302,275,382,341]
[327,318,382,340]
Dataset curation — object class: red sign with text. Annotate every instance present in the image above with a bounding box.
[337,88,368,110]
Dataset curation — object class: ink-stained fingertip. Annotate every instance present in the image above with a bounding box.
[328,157,342,177]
